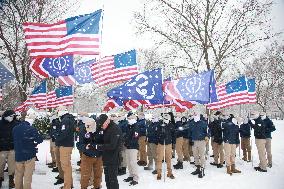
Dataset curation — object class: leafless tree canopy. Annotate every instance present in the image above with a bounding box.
[0,0,79,108]
[134,0,276,81]
[246,42,284,114]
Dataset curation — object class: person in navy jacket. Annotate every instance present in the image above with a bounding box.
[144,116,158,172]
[13,121,43,189]
[123,112,140,186]
[188,113,208,178]
[222,113,241,175]
[77,117,103,189]
[137,112,147,166]
[239,117,251,162]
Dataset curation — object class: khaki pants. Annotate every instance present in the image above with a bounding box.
[241,138,251,161]
[255,139,267,170]
[182,138,190,161]
[50,140,56,163]
[80,154,103,189]
[15,158,35,189]
[192,140,206,167]
[60,147,73,189]
[175,137,183,162]
[147,143,157,169]
[138,136,147,163]
[224,143,236,166]
[213,142,224,164]
[55,146,64,179]
[265,138,272,165]
[0,150,15,177]
[188,143,193,157]
[126,149,139,182]
[156,144,172,175]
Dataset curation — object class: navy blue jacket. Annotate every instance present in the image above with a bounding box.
[222,121,240,144]
[175,121,184,138]
[137,119,147,136]
[146,121,158,144]
[249,117,266,139]
[55,113,76,147]
[50,118,61,143]
[156,122,175,145]
[188,120,208,141]
[239,123,251,138]
[13,121,43,162]
[263,118,276,139]
[118,119,128,141]
[210,119,223,144]
[77,126,103,158]
[124,123,139,149]
[0,118,19,151]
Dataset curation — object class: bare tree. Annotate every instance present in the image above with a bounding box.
[0,0,79,107]
[134,0,278,81]
[246,41,284,114]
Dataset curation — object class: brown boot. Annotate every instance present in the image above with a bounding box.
[242,150,247,161]
[231,164,241,173]
[9,175,15,188]
[167,173,175,179]
[226,166,232,176]
[157,174,161,180]
[247,151,252,162]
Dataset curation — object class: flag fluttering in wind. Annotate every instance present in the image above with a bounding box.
[247,78,257,103]
[23,9,102,59]
[0,62,15,86]
[92,50,139,86]
[207,76,249,110]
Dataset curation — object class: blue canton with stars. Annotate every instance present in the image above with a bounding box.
[42,55,74,77]
[0,62,15,87]
[247,78,256,92]
[114,50,136,68]
[73,59,96,84]
[32,80,46,95]
[107,69,163,101]
[66,9,102,35]
[176,70,213,103]
[55,86,73,98]
[225,76,248,94]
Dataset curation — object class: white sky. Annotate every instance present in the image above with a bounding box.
[73,0,284,57]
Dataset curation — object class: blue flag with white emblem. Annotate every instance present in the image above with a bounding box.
[73,59,96,84]
[176,70,213,103]
[107,69,163,101]
[0,62,15,87]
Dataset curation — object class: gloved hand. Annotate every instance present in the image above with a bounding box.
[251,120,255,125]
[86,144,97,151]
[178,127,184,131]
[205,137,209,143]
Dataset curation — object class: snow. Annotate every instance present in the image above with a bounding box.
[2,120,284,189]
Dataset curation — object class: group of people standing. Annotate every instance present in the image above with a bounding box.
[0,107,276,189]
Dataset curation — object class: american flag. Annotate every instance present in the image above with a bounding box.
[54,86,74,106]
[247,78,257,103]
[207,76,249,110]
[0,62,15,87]
[103,98,122,112]
[0,87,2,101]
[92,50,139,86]
[23,9,102,58]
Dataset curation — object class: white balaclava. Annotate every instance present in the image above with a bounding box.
[128,114,137,125]
[162,113,171,124]
[243,117,249,124]
[4,115,14,122]
[260,113,267,120]
[194,114,200,122]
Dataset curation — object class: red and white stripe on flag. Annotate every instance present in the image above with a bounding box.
[57,76,77,86]
[103,99,120,112]
[248,91,257,103]
[206,83,249,110]
[0,88,2,101]
[23,21,100,58]
[91,56,138,87]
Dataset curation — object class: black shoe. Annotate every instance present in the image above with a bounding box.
[118,167,126,176]
[268,163,272,168]
[4,168,8,172]
[173,161,183,169]
[47,162,53,166]
[55,175,60,179]
[0,177,3,188]
[210,162,218,166]
[210,155,214,157]
[35,156,39,161]
[129,180,138,186]
[152,170,157,174]
[190,161,195,165]
[144,166,153,170]
[254,167,267,172]
[123,177,133,182]
[52,167,59,172]
[191,166,200,175]
[217,164,223,168]
[54,178,64,185]
[198,167,205,178]
[77,160,81,166]
[137,161,147,166]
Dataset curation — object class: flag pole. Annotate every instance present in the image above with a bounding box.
[161,68,166,183]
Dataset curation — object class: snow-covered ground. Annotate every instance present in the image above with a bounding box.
[2,120,284,189]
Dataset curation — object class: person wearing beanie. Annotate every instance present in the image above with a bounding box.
[123,112,140,186]
[96,114,122,189]
[0,110,19,188]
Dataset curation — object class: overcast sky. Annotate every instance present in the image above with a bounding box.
[73,0,284,57]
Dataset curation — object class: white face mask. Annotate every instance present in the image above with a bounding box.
[153,118,159,123]
[194,115,200,122]
[128,119,137,125]
[261,115,267,120]
[164,119,170,124]
[4,116,14,122]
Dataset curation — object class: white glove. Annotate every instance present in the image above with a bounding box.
[178,127,184,131]
[251,120,255,125]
